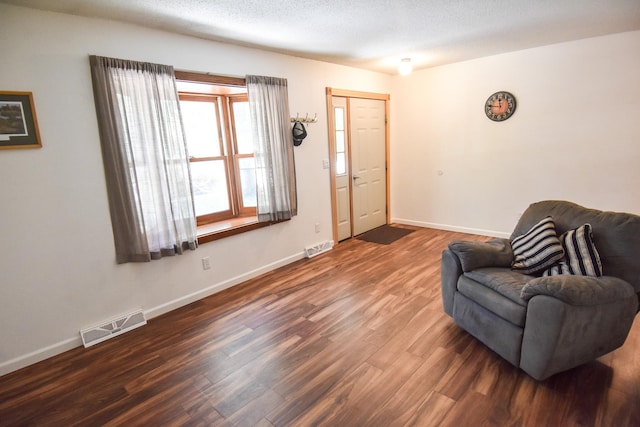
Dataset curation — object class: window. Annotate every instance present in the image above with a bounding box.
[334,106,347,175]
[176,72,258,230]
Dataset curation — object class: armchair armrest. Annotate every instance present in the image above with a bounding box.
[520,275,635,306]
[441,249,462,317]
[448,238,513,272]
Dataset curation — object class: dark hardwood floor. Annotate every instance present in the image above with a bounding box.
[1,227,638,426]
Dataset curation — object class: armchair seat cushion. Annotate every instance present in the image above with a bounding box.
[463,268,532,306]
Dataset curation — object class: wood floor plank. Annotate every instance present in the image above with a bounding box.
[325,351,426,426]
[266,339,381,425]
[439,390,516,427]
[404,391,456,427]
[226,389,285,427]
[0,226,638,426]
[366,347,457,426]
[280,361,384,426]
[366,306,440,371]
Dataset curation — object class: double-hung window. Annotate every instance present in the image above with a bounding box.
[176,72,258,231]
[91,59,296,259]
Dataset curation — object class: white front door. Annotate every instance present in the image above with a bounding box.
[332,97,352,241]
[350,98,386,235]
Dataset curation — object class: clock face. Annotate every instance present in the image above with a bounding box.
[485,91,516,121]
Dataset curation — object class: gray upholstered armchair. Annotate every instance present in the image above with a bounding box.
[441,200,640,380]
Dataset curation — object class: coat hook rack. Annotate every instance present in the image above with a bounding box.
[290,112,318,124]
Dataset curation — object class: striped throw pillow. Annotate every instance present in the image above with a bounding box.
[511,216,565,275]
[543,223,603,277]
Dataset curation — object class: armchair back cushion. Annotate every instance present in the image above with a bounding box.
[511,201,640,293]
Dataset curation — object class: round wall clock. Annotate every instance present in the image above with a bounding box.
[485,91,516,121]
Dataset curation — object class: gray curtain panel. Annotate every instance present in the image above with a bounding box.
[89,55,197,264]
[246,75,298,222]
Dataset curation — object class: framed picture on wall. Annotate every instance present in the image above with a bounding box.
[0,91,42,150]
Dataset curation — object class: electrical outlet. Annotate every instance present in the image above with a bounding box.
[315,223,320,233]
[322,159,330,169]
[201,257,211,270]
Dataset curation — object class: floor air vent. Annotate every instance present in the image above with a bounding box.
[80,310,147,347]
[304,240,334,258]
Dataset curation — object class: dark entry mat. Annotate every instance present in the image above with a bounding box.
[356,225,415,245]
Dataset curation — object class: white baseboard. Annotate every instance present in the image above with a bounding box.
[144,251,306,320]
[0,336,82,377]
[392,218,511,239]
[0,250,307,378]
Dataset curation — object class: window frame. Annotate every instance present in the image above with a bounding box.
[175,71,261,240]
[227,95,256,217]
[179,92,234,225]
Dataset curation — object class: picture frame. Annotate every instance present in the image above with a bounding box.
[0,91,42,150]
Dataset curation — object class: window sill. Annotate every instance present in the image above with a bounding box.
[197,216,267,244]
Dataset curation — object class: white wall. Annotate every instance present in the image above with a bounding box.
[391,31,640,237]
[0,4,390,375]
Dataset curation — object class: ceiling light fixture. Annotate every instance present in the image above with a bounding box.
[398,58,413,76]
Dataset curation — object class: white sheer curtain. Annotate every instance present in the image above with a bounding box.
[90,55,197,263]
[246,75,298,222]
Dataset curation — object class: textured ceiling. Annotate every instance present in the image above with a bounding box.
[4,0,640,74]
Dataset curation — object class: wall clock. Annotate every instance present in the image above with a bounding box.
[485,91,516,121]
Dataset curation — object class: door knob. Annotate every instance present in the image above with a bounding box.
[352,175,360,181]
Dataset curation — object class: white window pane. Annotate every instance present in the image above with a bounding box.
[190,160,229,215]
[336,131,345,153]
[180,100,220,157]
[238,157,256,207]
[334,107,344,131]
[233,102,254,155]
[336,153,346,175]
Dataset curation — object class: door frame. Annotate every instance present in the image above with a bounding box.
[325,88,391,244]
